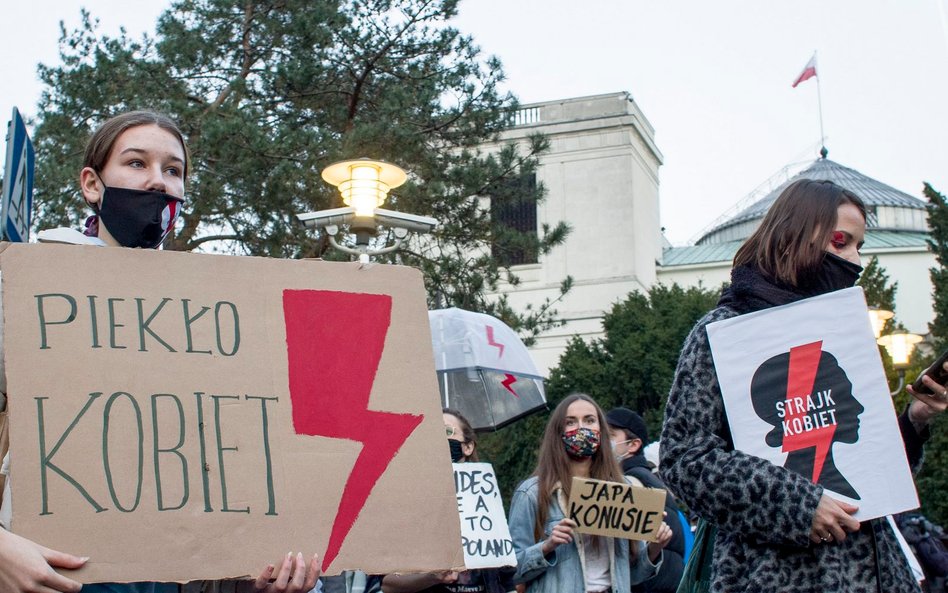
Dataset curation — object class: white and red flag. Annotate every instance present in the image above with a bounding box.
[792,54,818,88]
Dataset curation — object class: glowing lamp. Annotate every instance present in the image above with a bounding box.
[877,331,923,369]
[321,158,407,217]
[867,308,894,339]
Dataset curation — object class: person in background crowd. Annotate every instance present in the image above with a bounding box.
[659,179,948,593]
[381,409,514,593]
[0,110,319,593]
[606,408,687,593]
[508,394,672,593]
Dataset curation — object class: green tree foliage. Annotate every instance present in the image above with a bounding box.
[925,183,948,352]
[857,256,916,403]
[916,183,948,526]
[31,0,570,335]
[858,256,897,328]
[479,283,721,500]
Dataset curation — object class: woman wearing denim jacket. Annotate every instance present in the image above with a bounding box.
[508,394,671,593]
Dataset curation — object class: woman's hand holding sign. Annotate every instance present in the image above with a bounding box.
[809,495,859,545]
[253,552,320,593]
[541,518,577,556]
[0,529,86,593]
[646,519,673,563]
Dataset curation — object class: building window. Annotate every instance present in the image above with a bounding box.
[490,173,538,266]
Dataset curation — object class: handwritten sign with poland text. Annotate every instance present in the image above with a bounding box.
[567,477,666,541]
[453,463,515,569]
[0,243,464,583]
[706,287,918,521]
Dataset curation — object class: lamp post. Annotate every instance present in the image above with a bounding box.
[296,158,438,263]
[867,308,894,340]
[877,330,923,395]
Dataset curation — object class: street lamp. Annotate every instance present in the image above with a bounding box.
[296,158,438,263]
[877,330,923,395]
[867,308,894,340]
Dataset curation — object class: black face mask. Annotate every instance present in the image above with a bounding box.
[97,185,184,249]
[448,439,466,462]
[802,252,863,296]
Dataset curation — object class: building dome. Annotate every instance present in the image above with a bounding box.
[696,157,929,246]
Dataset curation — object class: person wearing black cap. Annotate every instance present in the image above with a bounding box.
[607,408,687,593]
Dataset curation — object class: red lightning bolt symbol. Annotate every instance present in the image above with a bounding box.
[782,340,836,483]
[486,325,504,358]
[501,373,519,398]
[283,290,423,572]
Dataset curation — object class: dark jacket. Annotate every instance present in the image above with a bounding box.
[622,454,686,593]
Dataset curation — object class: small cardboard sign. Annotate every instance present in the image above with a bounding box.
[0,243,465,583]
[706,287,918,520]
[453,462,515,569]
[567,476,666,541]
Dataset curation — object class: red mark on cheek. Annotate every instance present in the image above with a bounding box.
[283,290,423,572]
[782,340,836,482]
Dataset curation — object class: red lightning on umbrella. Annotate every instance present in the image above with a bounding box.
[283,290,423,572]
[501,373,519,398]
[486,325,505,358]
[782,340,835,482]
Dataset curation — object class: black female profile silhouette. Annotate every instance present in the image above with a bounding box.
[750,340,864,499]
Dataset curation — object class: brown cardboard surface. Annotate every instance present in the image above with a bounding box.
[567,476,666,541]
[1,243,464,582]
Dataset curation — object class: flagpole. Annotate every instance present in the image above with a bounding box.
[814,51,827,158]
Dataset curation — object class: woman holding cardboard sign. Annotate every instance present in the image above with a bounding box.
[659,179,947,593]
[381,409,514,593]
[0,111,319,593]
[508,394,672,593]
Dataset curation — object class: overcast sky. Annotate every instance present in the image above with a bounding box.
[3,0,947,245]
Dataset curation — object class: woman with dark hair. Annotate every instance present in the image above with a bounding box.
[508,394,672,593]
[659,179,948,592]
[0,111,319,593]
[381,408,512,593]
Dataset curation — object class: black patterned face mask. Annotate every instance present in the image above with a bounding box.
[562,427,600,458]
[97,185,184,249]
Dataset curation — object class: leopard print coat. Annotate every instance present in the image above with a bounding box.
[659,307,920,593]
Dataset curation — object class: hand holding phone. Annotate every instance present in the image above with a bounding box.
[911,349,948,398]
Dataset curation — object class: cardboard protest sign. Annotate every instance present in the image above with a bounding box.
[452,462,515,569]
[567,476,666,541]
[706,287,918,520]
[0,243,465,583]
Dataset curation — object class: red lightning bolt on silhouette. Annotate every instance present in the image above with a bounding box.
[501,373,519,398]
[283,290,423,572]
[485,325,504,358]
[782,340,836,483]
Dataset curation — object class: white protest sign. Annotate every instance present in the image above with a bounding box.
[453,462,516,569]
[706,287,918,520]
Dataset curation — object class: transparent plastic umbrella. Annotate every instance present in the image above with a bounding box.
[429,308,547,432]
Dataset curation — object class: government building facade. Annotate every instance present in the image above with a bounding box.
[488,92,936,373]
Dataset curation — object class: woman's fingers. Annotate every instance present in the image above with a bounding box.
[302,553,320,592]
[288,552,306,592]
[811,495,859,544]
[253,564,275,591]
[273,553,293,590]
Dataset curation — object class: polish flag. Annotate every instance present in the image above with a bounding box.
[792,54,818,88]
